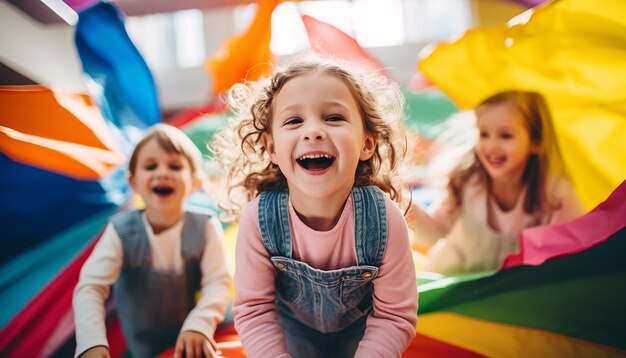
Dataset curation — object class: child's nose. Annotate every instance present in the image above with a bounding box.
[484,138,499,151]
[303,124,326,141]
[156,166,170,177]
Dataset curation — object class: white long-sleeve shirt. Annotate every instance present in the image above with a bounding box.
[73,213,232,357]
[411,176,585,274]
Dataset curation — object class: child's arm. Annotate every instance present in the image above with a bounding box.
[409,194,460,247]
[73,224,123,357]
[177,216,232,357]
[233,200,291,358]
[356,199,418,357]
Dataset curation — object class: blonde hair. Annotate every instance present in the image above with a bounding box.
[128,123,204,182]
[448,90,566,213]
[213,55,407,219]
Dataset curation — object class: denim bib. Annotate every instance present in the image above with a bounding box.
[258,186,388,335]
[111,210,208,358]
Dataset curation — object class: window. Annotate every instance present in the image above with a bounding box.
[127,9,206,69]
[173,10,206,68]
[236,0,473,56]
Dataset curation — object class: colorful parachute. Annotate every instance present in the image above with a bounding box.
[2,0,626,357]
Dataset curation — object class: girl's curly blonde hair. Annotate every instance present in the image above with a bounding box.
[212,55,407,220]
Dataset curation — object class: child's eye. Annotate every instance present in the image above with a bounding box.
[501,133,513,139]
[479,132,488,138]
[144,163,157,171]
[169,163,183,171]
[284,117,302,126]
[326,115,344,122]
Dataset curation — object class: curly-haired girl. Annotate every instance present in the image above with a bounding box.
[213,55,417,357]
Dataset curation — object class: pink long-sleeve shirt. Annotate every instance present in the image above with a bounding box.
[233,193,418,358]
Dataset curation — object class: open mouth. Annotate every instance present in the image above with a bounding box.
[296,153,335,171]
[485,154,505,165]
[152,186,174,196]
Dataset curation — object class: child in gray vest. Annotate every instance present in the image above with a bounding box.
[74,124,232,358]
[213,56,418,357]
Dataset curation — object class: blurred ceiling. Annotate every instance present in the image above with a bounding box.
[7,0,256,24]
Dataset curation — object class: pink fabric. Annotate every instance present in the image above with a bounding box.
[301,15,387,77]
[233,195,417,357]
[502,179,626,269]
[64,0,102,12]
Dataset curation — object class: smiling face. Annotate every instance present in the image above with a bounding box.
[475,102,538,184]
[262,72,375,204]
[129,138,198,217]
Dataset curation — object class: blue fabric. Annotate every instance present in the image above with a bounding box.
[258,186,388,357]
[75,1,160,149]
[0,152,125,263]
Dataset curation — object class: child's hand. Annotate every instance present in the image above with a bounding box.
[79,346,110,358]
[174,330,223,358]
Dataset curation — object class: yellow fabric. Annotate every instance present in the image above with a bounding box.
[205,0,279,96]
[223,224,239,298]
[418,0,626,209]
[0,86,124,179]
[417,312,626,357]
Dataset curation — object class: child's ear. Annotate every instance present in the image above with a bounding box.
[359,134,376,161]
[261,132,278,164]
[128,172,137,191]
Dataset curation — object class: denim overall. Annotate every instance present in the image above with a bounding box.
[111,210,208,358]
[258,186,388,358]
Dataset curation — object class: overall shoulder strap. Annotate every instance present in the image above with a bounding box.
[258,190,291,257]
[111,210,151,267]
[352,186,388,266]
[181,211,209,260]
[181,211,209,294]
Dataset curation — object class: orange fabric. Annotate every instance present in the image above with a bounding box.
[205,0,279,96]
[0,86,124,179]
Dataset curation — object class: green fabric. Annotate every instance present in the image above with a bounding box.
[183,114,229,158]
[403,89,458,139]
[418,228,626,350]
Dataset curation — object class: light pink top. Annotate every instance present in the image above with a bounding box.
[233,194,418,358]
[413,175,586,274]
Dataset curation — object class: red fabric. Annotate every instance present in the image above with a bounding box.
[403,332,484,357]
[502,179,626,269]
[156,325,482,358]
[301,15,387,77]
[167,100,226,128]
[0,237,100,356]
[39,307,75,357]
[107,313,127,358]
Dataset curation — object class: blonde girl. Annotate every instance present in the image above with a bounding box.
[410,90,585,274]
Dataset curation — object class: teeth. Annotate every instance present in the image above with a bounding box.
[298,154,333,160]
[486,155,504,164]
